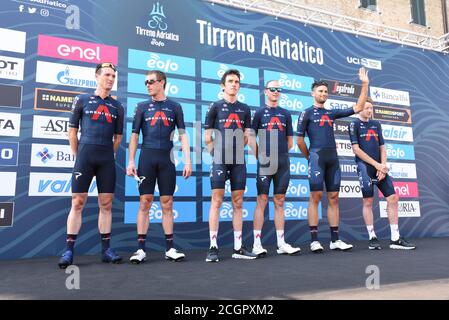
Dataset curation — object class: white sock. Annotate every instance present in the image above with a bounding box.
[276,230,286,247]
[209,231,218,248]
[253,230,262,246]
[366,225,377,240]
[234,231,242,251]
[390,224,400,241]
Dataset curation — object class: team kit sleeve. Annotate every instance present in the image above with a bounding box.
[244,106,251,129]
[286,110,293,137]
[349,120,359,145]
[68,95,84,129]
[131,103,144,134]
[251,109,261,135]
[296,110,309,137]
[115,103,124,135]
[332,107,355,119]
[204,103,217,129]
[377,121,385,146]
[175,103,186,135]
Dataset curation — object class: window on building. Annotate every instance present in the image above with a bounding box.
[411,0,426,26]
[360,0,377,11]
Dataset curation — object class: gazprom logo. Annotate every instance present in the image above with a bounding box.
[56,66,96,87]
[147,53,179,72]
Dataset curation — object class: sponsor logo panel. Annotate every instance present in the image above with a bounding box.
[269,202,322,220]
[0,142,19,166]
[128,49,195,76]
[30,143,75,168]
[0,202,15,227]
[370,87,410,107]
[346,56,382,70]
[373,105,412,124]
[201,60,258,85]
[0,28,26,53]
[336,139,354,157]
[36,61,118,90]
[34,88,82,112]
[387,162,417,179]
[382,124,413,142]
[340,159,358,177]
[339,180,362,198]
[264,70,314,94]
[379,182,419,198]
[0,84,22,109]
[0,172,17,196]
[125,201,196,224]
[0,56,24,81]
[202,201,256,222]
[37,35,118,64]
[322,79,361,98]
[379,201,420,218]
[0,112,21,137]
[386,143,415,160]
[28,172,98,196]
[32,115,69,140]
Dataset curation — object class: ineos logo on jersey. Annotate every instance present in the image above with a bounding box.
[265,117,284,131]
[364,129,379,141]
[319,115,332,127]
[89,105,115,123]
[222,113,243,128]
[148,111,170,126]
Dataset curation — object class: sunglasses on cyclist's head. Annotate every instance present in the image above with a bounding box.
[266,87,282,93]
[96,62,116,72]
[144,79,162,86]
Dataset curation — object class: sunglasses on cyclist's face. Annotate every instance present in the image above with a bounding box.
[266,87,282,93]
[144,79,161,86]
[96,63,116,72]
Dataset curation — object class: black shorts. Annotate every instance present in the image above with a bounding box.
[357,162,395,198]
[210,163,246,191]
[257,153,290,195]
[308,148,341,192]
[72,144,116,193]
[137,148,176,196]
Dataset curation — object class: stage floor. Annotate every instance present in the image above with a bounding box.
[1,237,448,300]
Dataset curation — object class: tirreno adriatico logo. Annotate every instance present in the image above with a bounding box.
[135,1,180,46]
[148,2,167,31]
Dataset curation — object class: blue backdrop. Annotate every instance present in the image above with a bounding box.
[0,0,448,259]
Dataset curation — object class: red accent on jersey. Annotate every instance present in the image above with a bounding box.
[319,115,332,127]
[365,129,379,141]
[150,111,169,126]
[224,113,242,129]
[267,117,284,131]
[91,105,112,123]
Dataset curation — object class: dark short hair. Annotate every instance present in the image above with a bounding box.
[95,62,116,75]
[311,80,328,90]
[147,70,167,89]
[221,69,241,85]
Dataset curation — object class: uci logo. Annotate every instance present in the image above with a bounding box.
[147,53,179,72]
[279,73,302,90]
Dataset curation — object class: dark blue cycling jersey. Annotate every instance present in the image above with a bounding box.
[132,98,185,150]
[297,106,354,149]
[204,99,251,164]
[251,105,293,156]
[349,118,384,163]
[69,93,124,146]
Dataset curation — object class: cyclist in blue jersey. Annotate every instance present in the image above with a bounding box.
[249,80,301,257]
[349,97,416,250]
[126,70,192,263]
[204,69,257,262]
[58,62,124,269]
[296,67,369,253]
